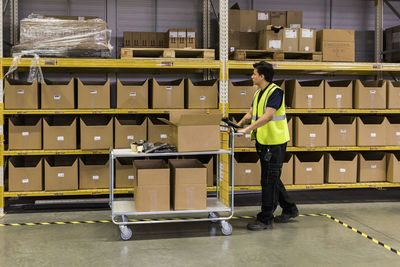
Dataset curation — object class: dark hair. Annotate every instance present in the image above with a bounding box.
[253,61,274,82]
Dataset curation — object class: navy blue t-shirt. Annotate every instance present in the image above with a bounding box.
[252,86,283,111]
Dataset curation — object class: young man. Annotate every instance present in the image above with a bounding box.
[237,61,299,230]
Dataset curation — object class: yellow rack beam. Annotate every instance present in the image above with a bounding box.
[4,150,109,156]
[229,109,400,114]
[235,146,400,153]
[3,109,222,115]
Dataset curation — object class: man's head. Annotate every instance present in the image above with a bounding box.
[252,61,274,87]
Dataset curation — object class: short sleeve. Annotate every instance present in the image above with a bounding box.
[266,89,283,110]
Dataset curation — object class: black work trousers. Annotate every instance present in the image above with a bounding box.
[255,141,297,223]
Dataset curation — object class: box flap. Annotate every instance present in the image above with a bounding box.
[44,79,73,86]
[169,110,222,126]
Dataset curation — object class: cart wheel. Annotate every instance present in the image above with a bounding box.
[220,221,232,236]
[120,225,132,241]
[208,212,220,223]
[209,223,218,236]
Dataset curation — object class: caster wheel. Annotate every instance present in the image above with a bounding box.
[209,223,218,236]
[120,225,132,241]
[221,221,232,236]
[208,212,220,223]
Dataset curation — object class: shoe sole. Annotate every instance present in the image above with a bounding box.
[274,213,299,223]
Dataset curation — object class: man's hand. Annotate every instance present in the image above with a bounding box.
[237,127,251,134]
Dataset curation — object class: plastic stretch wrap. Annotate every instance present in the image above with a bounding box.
[12,14,113,58]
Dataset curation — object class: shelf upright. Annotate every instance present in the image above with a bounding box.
[0,0,4,218]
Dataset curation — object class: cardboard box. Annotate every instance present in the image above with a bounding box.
[132,32,141,47]
[387,81,400,109]
[286,11,303,28]
[229,31,240,52]
[152,79,184,109]
[231,115,255,148]
[324,80,353,109]
[386,116,400,146]
[271,11,286,27]
[79,155,109,189]
[169,159,207,210]
[358,152,386,182]
[123,32,131,47]
[354,80,386,109]
[325,152,358,183]
[186,79,218,109]
[287,116,293,147]
[44,156,78,191]
[234,153,260,186]
[77,79,110,109]
[294,116,327,147]
[80,115,113,149]
[357,116,387,146]
[228,80,258,109]
[43,116,77,150]
[281,153,293,185]
[42,79,74,109]
[148,32,157,48]
[240,10,257,32]
[186,29,196,48]
[228,5,241,32]
[387,153,400,183]
[147,117,173,144]
[299,28,316,52]
[115,158,134,188]
[8,117,42,150]
[258,26,284,51]
[159,110,222,152]
[133,159,170,212]
[294,153,324,185]
[184,155,214,187]
[4,79,38,109]
[117,79,148,109]
[8,157,42,192]
[283,28,299,52]
[239,32,258,50]
[115,115,147,149]
[157,32,167,48]
[168,29,178,48]
[285,80,324,109]
[256,11,271,32]
[328,116,356,146]
[384,25,400,62]
[177,29,187,48]
[317,29,355,62]
[140,32,149,48]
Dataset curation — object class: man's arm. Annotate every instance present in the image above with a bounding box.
[238,107,276,134]
[237,107,253,127]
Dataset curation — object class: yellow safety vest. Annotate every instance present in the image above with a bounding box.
[251,83,290,145]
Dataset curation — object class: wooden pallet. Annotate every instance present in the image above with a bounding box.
[121,48,215,59]
[231,50,322,61]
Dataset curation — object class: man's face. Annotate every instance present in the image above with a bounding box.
[251,69,264,87]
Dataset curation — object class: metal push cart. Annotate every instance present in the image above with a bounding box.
[109,130,239,240]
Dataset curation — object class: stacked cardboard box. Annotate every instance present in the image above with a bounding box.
[42,79,75,109]
[317,29,355,62]
[384,25,400,62]
[8,117,42,150]
[234,153,260,186]
[8,156,43,192]
[4,79,39,110]
[44,156,78,191]
[115,115,147,149]
[123,32,168,48]
[79,155,109,189]
[117,79,148,109]
[325,152,358,183]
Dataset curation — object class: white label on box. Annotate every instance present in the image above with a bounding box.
[245,134,251,139]
[371,165,377,169]
[54,95,61,100]
[169,31,178,38]
[78,16,84,21]
[310,133,316,138]
[269,40,281,49]
[17,89,25,94]
[200,96,206,101]
[340,168,346,173]
[160,134,167,139]
[165,86,172,91]
[371,133,377,137]
[22,132,29,136]
[129,92,136,97]
[127,135,134,140]
[57,136,64,141]
[340,129,347,134]
[285,29,297,39]
[245,169,252,174]
[187,32,196,38]
[305,46,310,52]
[290,24,301,29]
[302,29,313,38]
[230,47,235,52]
[307,94,313,99]
[58,173,64,178]
[94,136,101,141]
[396,132,400,136]
[370,90,376,95]
[240,91,247,96]
[90,90,98,94]
[22,178,29,184]
[92,175,99,180]
[306,168,313,172]
[336,94,342,99]
[178,32,187,38]
[128,175,134,180]
[258,12,269,21]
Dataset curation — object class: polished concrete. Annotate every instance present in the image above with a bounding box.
[1,202,400,266]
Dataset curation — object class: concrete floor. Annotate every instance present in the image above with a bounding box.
[1,202,400,266]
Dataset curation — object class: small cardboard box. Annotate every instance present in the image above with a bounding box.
[294,153,324,185]
[387,81,400,109]
[228,7,241,32]
[294,116,327,147]
[240,10,257,32]
[43,116,77,150]
[4,79,38,109]
[325,152,358,183]
[159,110,222,152]
[228,80,258,109]
[157,32,167,48]
[357,116,387,146]
[168,29,178,48]
[229,31,240,52]
[184,155,214,187]
[186,29,196,48]
[358,152,386,182]
[132,32,141,47]
[258,26,284,51]
[256,11,270,32]
[298,28,316,52]
[239,32,258,50]
[79,155,109,189]
[152,79,184,109]
[270,11,287,27]
[80,115,113,150]
[287,116,293,147]
[115,115,147,149]
[147,116,172,144]
[8,157,42,192]
[169,159,207,210]
[116,79,148,109]
[317,29,355,62]
[186,79,218,109]
[286,11,303,28]
[44,156,78,191]
[231,115,255,148]
[354,80,386,109]
[324,80,353,109]
[387,153,400,183]
[328,116,356,146]
[283,28,299,52]
[177,28,187,48]
[281,153,294,185]
[285,80,324,109]
[8,117,42,150]
[148,32,158,48]
[386,116,400,146]
[42,79,75,109]
[133,159,170,212]
[234,153,260,186]
[123,32,131,47]
[77,79,110,109]
[140,32,149,47]
[115,158,135,188]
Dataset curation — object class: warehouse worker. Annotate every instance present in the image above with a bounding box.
[237,61,299,231]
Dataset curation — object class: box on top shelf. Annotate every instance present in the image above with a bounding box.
[358,152,386,182]
[387,81,400,109]
[79,155,109,189]
[77,78,110,109]
[42,79,75,109]
[317,29,355,62]
[258,26,284,51]
[8,116,42,150]
[384,25,400,62]
[8,156,43,192]
[115,115,147,149]
[354,80,386,109]
[281,153,294,185]
[294,152,324,185]
[386,116,400,146]
[186,29,196,48]
[4,79,38,109]
[234,152,260,186]
[228,80,258,109]
[132,32,141,48]
[151,79,184,109]
[298,28,316,52]
[44,156,78,191]
[186,79,218,109]
[356,116,387,146]
[286,11,303,29]
[285,80,324,109]
[328,116,356,147]
[239,32,258,50]
[116,79,148,109]
[283,28,299,52]
[168,29,178,48]
[80,115,113,150]
[115,158,135,188]
[147,116,172,144]
[177,28,187,48]
[324,80,353,109]
[240,10,257,32]
[256,11,271,32]
[270,11,287,27]
[140,32,149,47]
[148,32,157,48]
[294,116,327,147]
[123,32,131,47]
[43,116,77,150]
[387,153,400,183]
[325,152,358,184]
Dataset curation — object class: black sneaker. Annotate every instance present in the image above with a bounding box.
[247,220,273,231]
[274,210,299,223]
